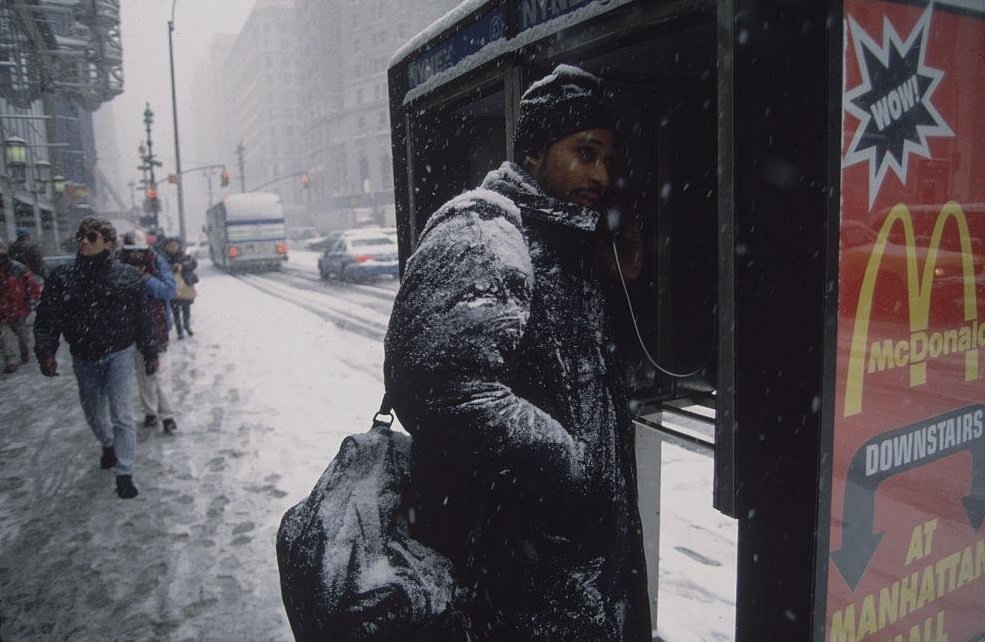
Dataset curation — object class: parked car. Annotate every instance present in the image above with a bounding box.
[305,234,342,252]
[317,230,399,281]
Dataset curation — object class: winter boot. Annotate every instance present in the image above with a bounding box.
[100,446,117,469]
[3,364,16,374]
[162,418,177,434]
[143,414,158,428]
[185,326,194,337]
[116,475,138,499]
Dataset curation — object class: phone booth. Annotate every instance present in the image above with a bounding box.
[388,0,985,639]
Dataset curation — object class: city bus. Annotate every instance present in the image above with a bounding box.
[206,192,289,271]
[388,0,985,640]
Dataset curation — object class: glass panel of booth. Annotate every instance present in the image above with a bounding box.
[408,83,506,237]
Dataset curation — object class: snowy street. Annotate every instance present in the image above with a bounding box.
[1,256,736,641]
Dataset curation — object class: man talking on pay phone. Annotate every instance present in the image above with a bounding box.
[384,64,650,641]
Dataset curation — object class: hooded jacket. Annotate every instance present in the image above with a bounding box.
[34,250,158,362]
[384,161,650,641]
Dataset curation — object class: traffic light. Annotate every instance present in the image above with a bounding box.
[301,173,311,189]
[220,170,230,187]
[144,187,160,214]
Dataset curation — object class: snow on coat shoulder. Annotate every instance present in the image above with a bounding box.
[276,423,454,642]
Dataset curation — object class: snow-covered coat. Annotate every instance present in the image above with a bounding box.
[384,162,650,641]
[34,250,158,363]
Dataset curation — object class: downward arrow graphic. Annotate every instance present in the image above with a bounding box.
[832,405,985,592]
[963,445,985,531]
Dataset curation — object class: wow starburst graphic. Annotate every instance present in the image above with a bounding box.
[843,4,954,209]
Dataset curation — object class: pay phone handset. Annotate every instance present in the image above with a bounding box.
[605,207,712,379]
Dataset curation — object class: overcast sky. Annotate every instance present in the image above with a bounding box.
[95,0,255,236]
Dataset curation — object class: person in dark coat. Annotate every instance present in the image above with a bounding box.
[9,228,44,277]
[384,64,650,641]
[162,237,198,339]
[0,239,41,373]
[34,217,159,499]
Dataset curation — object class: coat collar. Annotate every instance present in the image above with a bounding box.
[73,250,114,274]
[481,161,602,235]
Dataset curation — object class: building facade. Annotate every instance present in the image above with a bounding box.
[0,0,123,251]
[294,0,458,232]
[220,0,305,220]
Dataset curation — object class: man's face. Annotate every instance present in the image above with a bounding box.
[526,128,617,210]
[77,228,112,257]
[165,241,179,254]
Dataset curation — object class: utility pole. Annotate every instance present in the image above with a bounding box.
[168,1,187,244]
[236,141,246,192]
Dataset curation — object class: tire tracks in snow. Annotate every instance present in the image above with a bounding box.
[281,262,398,300]
[233,273,389,342]
[262,267,396,318]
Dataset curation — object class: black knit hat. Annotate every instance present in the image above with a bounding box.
[513,64,614,162]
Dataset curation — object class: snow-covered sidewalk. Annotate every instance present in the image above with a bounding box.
[0,264,382,641]
[1,261,736,641]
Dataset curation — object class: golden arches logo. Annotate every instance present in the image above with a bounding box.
[844,202,981,417]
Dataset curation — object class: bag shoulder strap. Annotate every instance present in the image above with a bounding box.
[373,393,394,429]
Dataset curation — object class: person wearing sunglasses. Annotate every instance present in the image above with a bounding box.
[33,217,159,499]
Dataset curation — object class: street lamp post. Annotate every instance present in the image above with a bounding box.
[141,105,162,228]
[29,158,49,250]
[168,0,187,244]
[1,136,27,242]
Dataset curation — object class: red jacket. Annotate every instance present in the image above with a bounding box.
[0,258,41,321]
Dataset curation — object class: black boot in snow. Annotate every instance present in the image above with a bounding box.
[116,475,138,499]
[185,327,194,337]
[162,418,177,434]
[100,446,117,469]
[143,414,158,428]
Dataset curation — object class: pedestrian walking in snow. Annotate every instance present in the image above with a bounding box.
[33,217,159,499]
[120,231,179,434]
[163,237,198,339]
[383,64,650,640]
[9,228,44,278]
[0,239,41,374]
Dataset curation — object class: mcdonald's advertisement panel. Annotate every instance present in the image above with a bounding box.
[822,1,985,641]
